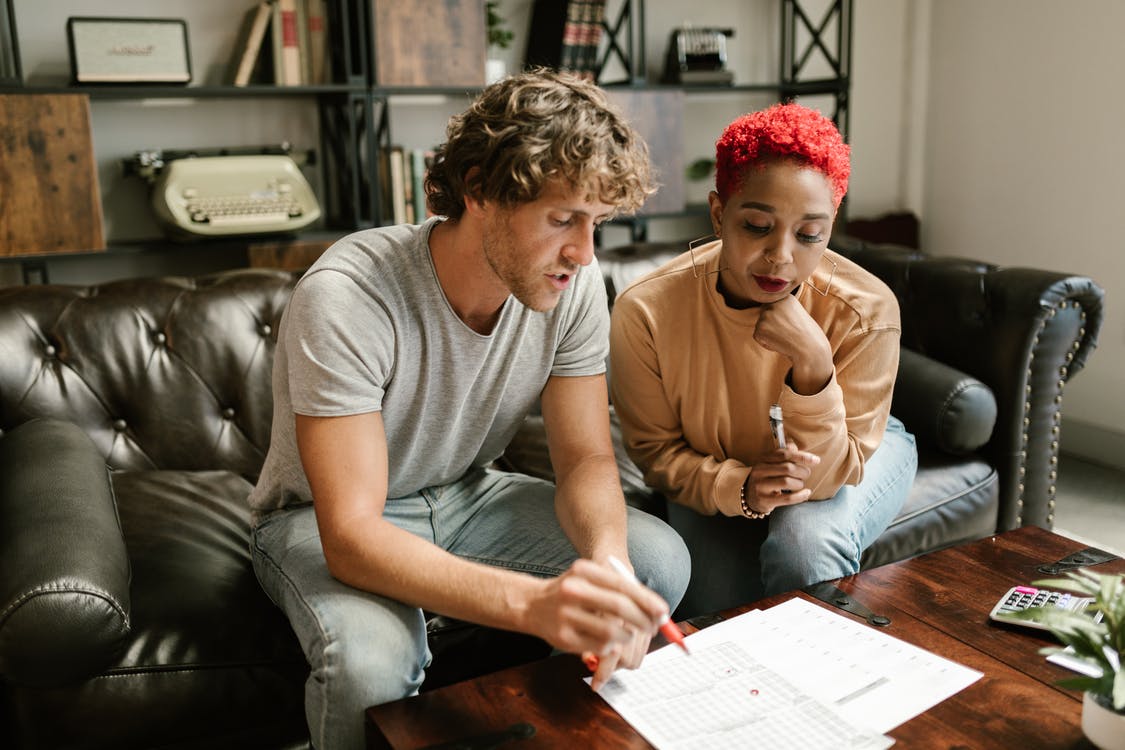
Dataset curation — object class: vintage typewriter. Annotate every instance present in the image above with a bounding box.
[663,26,736,85]
[125,144,321,239]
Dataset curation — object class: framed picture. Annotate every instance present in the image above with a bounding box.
[66,17,191,84]
[0,0,22,86]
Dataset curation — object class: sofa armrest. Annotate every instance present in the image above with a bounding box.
[832,237,1105,531]
[893,348,997,456]
[0,419,131,687]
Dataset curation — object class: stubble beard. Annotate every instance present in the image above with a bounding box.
[482,216,559,313]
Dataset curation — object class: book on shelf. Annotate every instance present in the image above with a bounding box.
[273,0,302,85]
[576,0,606,79]
[559,1,582,72]
[296,0,312,84]
[526,0,605,81]
[389,146,407,225]
[400,150,415,224]
[305,0,328,84]
[230,1,274,86]
[410,148,434,222]
[379,146,436,225]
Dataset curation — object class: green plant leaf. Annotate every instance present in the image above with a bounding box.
[485,1,514,50]
[1025,571,1125,707]
[686,158,715,181]
[1031,575,1098,596]
[1056,675,1106,693]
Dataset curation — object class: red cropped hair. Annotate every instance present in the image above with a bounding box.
[714,102,850,208]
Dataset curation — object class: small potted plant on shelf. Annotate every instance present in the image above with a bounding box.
[485,1,514,84]
[1018,569,1125,750]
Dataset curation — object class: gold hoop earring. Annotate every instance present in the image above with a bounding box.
[688,234,718,279]
[806,256,838,296]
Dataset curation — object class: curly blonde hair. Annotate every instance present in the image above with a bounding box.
[426,69,655,219]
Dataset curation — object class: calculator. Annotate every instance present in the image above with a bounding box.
[988,585,1102,630]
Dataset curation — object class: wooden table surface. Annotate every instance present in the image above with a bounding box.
[366,527,1123,749]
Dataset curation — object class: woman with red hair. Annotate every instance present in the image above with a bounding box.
[610,103,917,616]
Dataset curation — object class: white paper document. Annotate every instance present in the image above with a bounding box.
[594,597,983,748]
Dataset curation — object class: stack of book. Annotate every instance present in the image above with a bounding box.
[379,146,436,226]
[525,0,606,81]
[228,0,330,86]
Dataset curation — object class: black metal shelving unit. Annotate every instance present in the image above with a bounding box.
[600,0,853,242]
[0,0,375,282]
[1,0,854,277]
[598,0,852,132]
[780,0,852,136]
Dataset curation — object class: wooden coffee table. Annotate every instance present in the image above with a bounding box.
[366,527,1122,749]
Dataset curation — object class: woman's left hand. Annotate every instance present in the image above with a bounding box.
[754,296,833,395]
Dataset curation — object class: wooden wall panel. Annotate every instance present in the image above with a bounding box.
[606,89,685,215]
[0,94,105,257]
[372,0,485,87]
[247,237,336,270]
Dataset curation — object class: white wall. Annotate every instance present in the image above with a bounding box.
[825,0,1125,466]
[848,0,926,218]
[917,0,1125,465]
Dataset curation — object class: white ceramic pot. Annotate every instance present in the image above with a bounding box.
[1083,692,1125,750]
[485,58,506,84]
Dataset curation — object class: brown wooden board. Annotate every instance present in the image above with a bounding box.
[606,89,685,216]
[247,237,336,271]
[371,0,485,87]
[366,528,1115,749]
[0,94,105,256]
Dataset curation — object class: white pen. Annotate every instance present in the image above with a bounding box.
[769,403,786,449]
[606,555,690,655]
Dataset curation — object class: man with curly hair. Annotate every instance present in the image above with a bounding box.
[248,69,690,749]
[610,102,917,617]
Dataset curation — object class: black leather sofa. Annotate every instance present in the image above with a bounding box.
[0,237,1104,748]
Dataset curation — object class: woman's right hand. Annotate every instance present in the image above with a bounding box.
[743,442,821,514]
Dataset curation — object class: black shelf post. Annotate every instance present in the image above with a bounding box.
[1,0,21,86]
[598,0,646,84]
[318,0,376,229]
[780,0,853,139]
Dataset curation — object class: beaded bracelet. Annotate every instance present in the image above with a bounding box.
[739,480,771,519]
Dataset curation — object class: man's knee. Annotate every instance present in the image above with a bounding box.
[304,601,429,749]
[626,509,691,611]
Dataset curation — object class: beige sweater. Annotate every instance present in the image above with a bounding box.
[609,241,901,517]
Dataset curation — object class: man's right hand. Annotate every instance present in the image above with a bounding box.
[521,558,668,688]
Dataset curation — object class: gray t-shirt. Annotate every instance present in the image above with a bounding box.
[249,217,609,518]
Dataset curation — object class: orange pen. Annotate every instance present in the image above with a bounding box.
[607,555,690,655]
[585,556,691,672]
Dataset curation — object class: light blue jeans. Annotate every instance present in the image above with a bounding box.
[250,467,690,750]
[667,416,917,618]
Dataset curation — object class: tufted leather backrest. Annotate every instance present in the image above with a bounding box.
[0,269,301,480]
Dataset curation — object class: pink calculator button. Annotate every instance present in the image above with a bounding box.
[1014,586,1037,594]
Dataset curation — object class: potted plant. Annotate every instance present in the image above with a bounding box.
[1018,569,1124,749]
[485,1,514,84]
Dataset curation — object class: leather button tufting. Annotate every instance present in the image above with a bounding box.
[259,324,272,337]
[44,344,57,357]
[222,408,235,420]
[153,332,167,345]
[112,419,127,432]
